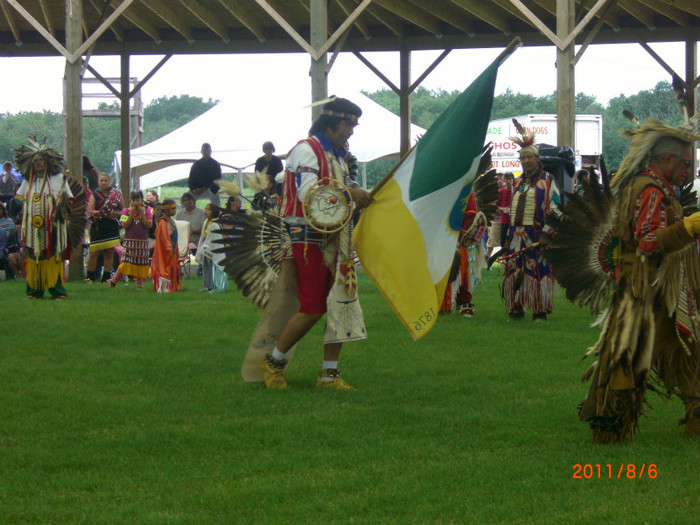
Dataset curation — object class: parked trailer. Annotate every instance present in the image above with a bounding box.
[485,114,603,193]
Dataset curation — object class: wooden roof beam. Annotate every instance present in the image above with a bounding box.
[572,0,617,65]
[448,0,511,35]
[639,0,690,27]
[364,3,405,37]
[264,0,302,34]
[407,0,475,36]
[0,0,22,45]
[38,0,55,36]
[618,0,656,29]
[178,0,230,42]
[374,0,444,36]
[113,1,162,43]
[659,0,700,18]
[493,0,549,28]
[87,0,124,42]
[143,0,194,43]
[337,0,371,39]
[255,0,314,55]
[215,0,265,42]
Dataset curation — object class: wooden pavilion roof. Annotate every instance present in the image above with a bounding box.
[1,1,699,59]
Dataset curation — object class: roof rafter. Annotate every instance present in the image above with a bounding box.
[406,0,475,36]
[38,0,55,36]
[0,0,22,45]
[364,3,405,38]
[214,0,265,42]
[263,0,302,34]
[639,0,690,27]
[142,0,194,43]
[448,0,511,35]
[110,0,161,43]
[618,0,656,29]
[337,0,371,39]
[87,0,123,42]
[177,0,229,42]
[374,0,444,36]
[659,0,700,18]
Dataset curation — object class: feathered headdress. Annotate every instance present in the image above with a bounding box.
[509,118,538,157]
[611,118,700,196]
[14,136,65,177]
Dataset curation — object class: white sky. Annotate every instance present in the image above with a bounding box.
[0,42,689,115]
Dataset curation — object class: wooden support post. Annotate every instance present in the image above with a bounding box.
[120,51,131,195]
[64,0,84,279]
[310,0,328,122]
[556,0,575,194]
[399,44,411,157]
[687,38,697,179]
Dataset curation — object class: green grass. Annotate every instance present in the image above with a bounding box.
[1,268,697,524]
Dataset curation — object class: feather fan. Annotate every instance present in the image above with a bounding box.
[472,168,499,224]
[542,167,617,314]
[215,179,241,197]
[246,171,270,193]
[211,211,290,308]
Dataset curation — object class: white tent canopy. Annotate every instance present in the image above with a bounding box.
[114,91,426,190]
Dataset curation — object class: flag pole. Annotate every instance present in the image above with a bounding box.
[495,36,523,67]
[369,144,416,197]
[367,36,522,198]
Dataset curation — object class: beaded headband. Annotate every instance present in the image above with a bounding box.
[321,109,359,124]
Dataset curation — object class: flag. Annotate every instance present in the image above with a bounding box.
[352,58,499,340]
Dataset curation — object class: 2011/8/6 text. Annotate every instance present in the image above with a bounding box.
[572,464,657,479]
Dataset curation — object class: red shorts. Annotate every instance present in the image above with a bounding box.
[292,243,332,314]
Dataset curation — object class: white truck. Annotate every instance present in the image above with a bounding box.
[484,114,603,192]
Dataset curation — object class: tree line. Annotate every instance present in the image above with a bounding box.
[0,81,687,189]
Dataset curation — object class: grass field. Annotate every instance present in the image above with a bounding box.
[1,266,698,524]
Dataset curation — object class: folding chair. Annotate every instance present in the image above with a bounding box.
[174,219,193,278]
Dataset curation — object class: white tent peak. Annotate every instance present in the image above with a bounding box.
[114,91,426,190]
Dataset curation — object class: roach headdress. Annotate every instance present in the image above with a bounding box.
[509,118,539,158]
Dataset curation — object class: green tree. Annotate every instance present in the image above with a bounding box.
[602,81,681,169]
[0,95,215,179]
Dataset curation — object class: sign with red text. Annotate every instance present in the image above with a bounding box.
[484,114,602,172]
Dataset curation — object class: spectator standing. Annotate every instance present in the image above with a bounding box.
[146,189,158,207]
[1,161,20,207]
[255,141,284,195]
[188,142,221,206]
[195,203,226,292]
[498,173,514,248]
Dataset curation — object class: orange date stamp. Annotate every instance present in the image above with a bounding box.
[572,463,658,479]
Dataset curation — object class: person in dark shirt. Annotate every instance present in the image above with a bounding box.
[254,141,284,196]
[188,142,221,206]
